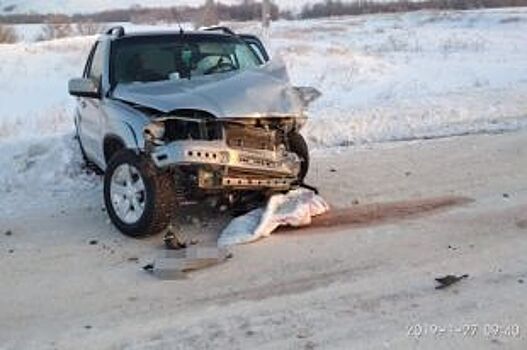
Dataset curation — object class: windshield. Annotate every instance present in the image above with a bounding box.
[111,35,263,85]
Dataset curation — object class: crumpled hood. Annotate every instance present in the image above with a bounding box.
[112,61,303,119]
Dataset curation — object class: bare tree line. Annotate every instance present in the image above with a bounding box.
[1,0,526,25]
[0,1,279,25]
[300,0,527,18]
[1,0,527,43]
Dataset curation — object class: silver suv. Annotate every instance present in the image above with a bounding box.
[69,26,314,237]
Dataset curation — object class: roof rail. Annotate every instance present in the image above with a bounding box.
[201,26,236,36]
[105,26,125,38]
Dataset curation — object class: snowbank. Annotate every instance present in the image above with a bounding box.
[0,36,94,140]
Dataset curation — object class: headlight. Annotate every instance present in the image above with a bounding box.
[144,121,165,142]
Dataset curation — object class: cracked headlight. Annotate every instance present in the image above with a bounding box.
[144,122,165,143]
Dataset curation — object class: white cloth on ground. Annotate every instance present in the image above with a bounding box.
[218,189,330,247]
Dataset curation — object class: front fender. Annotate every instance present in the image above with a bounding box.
[102,99,150,151]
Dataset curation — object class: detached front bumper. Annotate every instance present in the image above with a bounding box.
[150,140,300,190]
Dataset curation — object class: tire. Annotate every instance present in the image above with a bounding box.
[103,149,177,238]
[288,132,310,182]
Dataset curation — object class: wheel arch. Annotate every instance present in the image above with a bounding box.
[102,116,143,166]
[103,134,127,165]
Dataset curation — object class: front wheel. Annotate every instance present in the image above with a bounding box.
[288,132,310,182]
[103,150,177,238]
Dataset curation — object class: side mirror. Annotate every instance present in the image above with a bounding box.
[69,78,100,99]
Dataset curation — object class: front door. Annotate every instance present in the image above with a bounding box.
[78,42,105,165]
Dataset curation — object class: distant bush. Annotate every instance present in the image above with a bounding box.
[0,24,17,43]
[300,0,527,19]
[39,22,73,40]
[75,21,103,36]
[193,0,219,28]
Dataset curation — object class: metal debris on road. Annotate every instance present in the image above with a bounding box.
[435,274,469,290]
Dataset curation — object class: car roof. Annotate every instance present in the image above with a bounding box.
[121,30,231,38]
[101,26,241,41]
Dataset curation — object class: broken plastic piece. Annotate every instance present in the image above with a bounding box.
[146,246,232,280]
[435,274,469,290]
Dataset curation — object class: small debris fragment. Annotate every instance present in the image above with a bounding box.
[147,247,232,280]
[127,257,139,263]
[89,240,98,246]
[516,220,527,229]
[435,274,469,290]
[330,168,337,173]
[8,249,14,254]
[164,232,187,250]
[143,263,154,272]
[405,171,412,177]
[448,245,458,251]
[503,193,510,199]
[5,230,12,236]
[352,199,360,205]
[84,325,92,330]
[519,279,524,284]
[296,329,312,339]
[304,341,317,350]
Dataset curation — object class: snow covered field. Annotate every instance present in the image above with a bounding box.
[1,8,527,350]
[269,8,527,145]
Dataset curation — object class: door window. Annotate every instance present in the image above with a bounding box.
[87,42,104,83]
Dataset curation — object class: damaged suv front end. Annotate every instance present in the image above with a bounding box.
[112,57,309,196]
[69,27,316,237]
[145,116,303,192]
